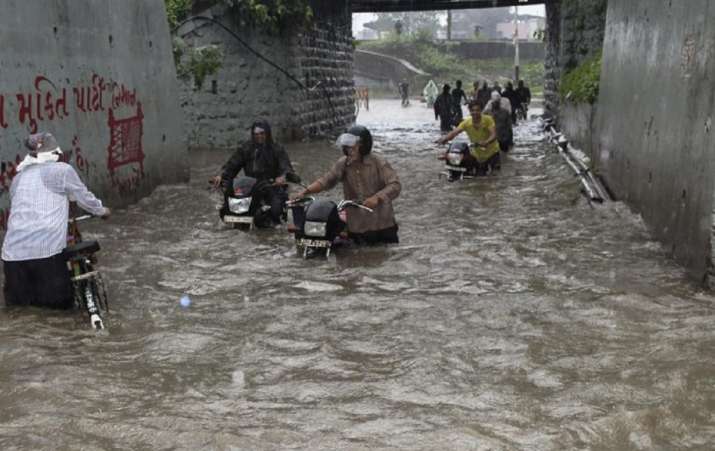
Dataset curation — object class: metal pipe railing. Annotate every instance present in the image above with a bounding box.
[542,118,609,203]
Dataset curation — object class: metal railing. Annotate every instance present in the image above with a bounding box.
[542,118,610,204]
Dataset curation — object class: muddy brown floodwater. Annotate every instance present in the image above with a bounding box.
[0,99,713,450]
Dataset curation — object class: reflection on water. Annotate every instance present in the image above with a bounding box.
[0,99,713,450]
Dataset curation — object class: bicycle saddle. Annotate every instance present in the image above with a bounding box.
[63,240,100,259]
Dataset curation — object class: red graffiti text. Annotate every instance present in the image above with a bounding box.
[73,74,107,113]
[15,76,69,133]
[0,94,7,129]
[111,83,137,109]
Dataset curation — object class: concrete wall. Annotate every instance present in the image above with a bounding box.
[593,0,715,281]
[544,0,607,118]
[176,1,354,150]
[354,50,430,91]
[0,0,188,227]
[450,41,545,61]
[560,103,596,157]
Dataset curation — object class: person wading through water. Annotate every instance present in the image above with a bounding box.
[436,101,501,176]
[210,120,295,226]
[294,126,401,245]
[2,132,110,309]
[434,84,456,132]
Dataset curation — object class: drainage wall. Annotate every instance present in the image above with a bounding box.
[0,0,188,228]
[593,0,715,281]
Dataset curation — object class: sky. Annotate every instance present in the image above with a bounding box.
[352,5,545,33]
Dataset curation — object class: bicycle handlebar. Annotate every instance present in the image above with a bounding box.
[69,215,94,223]
[286,195,315,207]
[338,200,373,213]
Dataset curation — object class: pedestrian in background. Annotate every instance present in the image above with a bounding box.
[476,81,491,110]
[486,93,513,153]
[434,84,456,132]
[452,80,468,124]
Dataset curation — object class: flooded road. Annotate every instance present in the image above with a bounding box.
[1,99,714,450]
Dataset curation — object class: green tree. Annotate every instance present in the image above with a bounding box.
[164,0,313,33]
[165,0,192,29]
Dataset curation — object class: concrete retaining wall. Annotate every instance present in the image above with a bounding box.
[560,103,596,158]
[593,0,715,281]
[0,0,188,227]
[354,50,430,91]
[451,41,545,61]
[176,1,354,150]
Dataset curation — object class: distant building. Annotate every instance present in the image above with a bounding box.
[496,17,545,40]
[355,28,379,40]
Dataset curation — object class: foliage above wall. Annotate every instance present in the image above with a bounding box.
[560,51,602,104]
[166,1,313,88]
[173,38,224,90]
[165,0,313,33]
[166,0,192,29]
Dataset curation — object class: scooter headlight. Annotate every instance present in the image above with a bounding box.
[447,152,463,166]
[228,196,252,214]
[304,221,327,237]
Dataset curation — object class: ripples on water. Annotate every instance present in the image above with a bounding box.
[0,99,713,450]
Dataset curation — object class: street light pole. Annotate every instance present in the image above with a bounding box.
[514,6,520,82]
[447,10,452,41]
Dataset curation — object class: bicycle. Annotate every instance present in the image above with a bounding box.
[65,215,109,330]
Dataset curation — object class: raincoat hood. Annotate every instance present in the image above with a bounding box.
[251,120,273,146]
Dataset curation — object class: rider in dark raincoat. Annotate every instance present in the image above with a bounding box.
[211,120,294,225]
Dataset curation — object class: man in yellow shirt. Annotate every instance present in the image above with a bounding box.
[436,100,500,174]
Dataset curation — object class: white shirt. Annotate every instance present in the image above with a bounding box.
[1,162,107,261]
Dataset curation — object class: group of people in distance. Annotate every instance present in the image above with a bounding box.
[434,79,532,175]
[434,79,532,132]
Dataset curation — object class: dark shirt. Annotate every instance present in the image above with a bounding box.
[502,88,519,109]
[516,86,532,105]
[434,93,454,119]
[476,89,491,110]
[452,88,467,107]
[221,141,293,184]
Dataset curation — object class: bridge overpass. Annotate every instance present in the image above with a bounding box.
[352,0,546,13]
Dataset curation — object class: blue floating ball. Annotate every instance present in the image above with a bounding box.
[179,294,192,308]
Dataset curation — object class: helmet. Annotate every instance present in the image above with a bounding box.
[336,125,373,156]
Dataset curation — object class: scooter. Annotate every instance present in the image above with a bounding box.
[287,196,373,258]
[220,173,301,230]
[64,215,109,330]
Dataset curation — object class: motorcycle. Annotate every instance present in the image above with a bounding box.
[287,196,373,258]
[64,215,109,330]
[220,173,301,230]
[441,141,499,182]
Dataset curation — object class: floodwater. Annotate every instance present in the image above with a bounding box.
[1,99,714,450]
